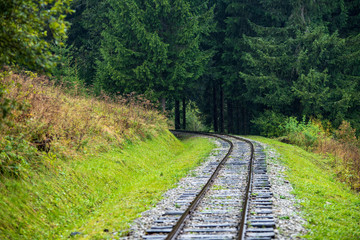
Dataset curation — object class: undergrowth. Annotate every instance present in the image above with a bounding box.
[254,112,360,190]
[282,118,360,190]
[0,71,166,177]
[0,70,178,238]
[0,71,218,239]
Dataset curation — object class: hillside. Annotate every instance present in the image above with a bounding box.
[0,72,215,239]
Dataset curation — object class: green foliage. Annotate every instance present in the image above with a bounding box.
[184,101,208,131]
[259,115,360,189]
[0,0,73,71]
[169,101,208,131]
[251,110,287,137]
[336,120,358,144]
[62,0,360,134]
[51,43,84,93]
[283,117,324,149]
[0,72,18,124]
[219,0,360,134]
[95,0,213,102]
[0,72,168,179]
[66,0,109,86]
[0,135,39,177]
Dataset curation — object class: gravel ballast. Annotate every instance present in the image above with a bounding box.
[124,136,308,239]
[255,141,308,239]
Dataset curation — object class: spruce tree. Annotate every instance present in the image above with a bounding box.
[96,0,213,129]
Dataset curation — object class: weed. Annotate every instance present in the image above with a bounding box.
[213,185,225,190]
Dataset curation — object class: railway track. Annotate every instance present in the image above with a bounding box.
[142,131,275,240]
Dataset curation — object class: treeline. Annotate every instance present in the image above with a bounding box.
[61,0,360,134]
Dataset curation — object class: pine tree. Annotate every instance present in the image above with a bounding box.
[66,0,109,85]
[95,0,213,129]
[239,0,359,130]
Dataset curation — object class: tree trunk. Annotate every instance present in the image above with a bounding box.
[227,100,233,133]
[161,98,166,112]
[213,82,218,132]
[243,106,247,135]
[219,85,224,133]
[235,103,240,134]
[182,98,186,130]
[175,99,180,130]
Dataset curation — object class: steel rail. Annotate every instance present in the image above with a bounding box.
[166,130,234,240]
[229,135,255,240]
[166,130,255,240]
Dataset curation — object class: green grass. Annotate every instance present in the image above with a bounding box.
[248,136,360,240]
[0,131,215,239]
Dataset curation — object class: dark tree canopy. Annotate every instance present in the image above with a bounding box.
[60,0,360,133]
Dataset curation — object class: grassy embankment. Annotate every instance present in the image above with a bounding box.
[0,72,215,239]
[248,136,360,240]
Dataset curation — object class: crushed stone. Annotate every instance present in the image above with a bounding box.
[122,137,308,239]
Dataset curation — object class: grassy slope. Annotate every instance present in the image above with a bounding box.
[248,136,360,240]
[0,73,216,239]
[0,132,215,239]
[72,134,215,239]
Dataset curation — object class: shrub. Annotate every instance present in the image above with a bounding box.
[333,121,360,189]
[284,118,360,190]
[284,116,324,149]
[251,110,287,137]
[252,111,360,189]
[185,101,208,131]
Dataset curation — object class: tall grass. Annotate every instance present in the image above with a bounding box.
[0,71,166,177]
[283,117,360,190]
[317,121,360,189]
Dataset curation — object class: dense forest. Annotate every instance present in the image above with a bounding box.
[54,0,360,134]
[1,0,360,134]
[1,2,360,238]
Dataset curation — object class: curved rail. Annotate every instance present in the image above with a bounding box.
[167,130,255,240]
[230,135,254,240]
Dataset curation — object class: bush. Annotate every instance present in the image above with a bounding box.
[251,110,287,137]
[283,118,360,190]
[0,135,40,177]
[253,111,360,189]
[284,116,324,149]
[185,101,208,131]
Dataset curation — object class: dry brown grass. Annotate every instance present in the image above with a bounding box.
[282,117,360,190]
[1,71,167,168]
[315,121,360,190]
